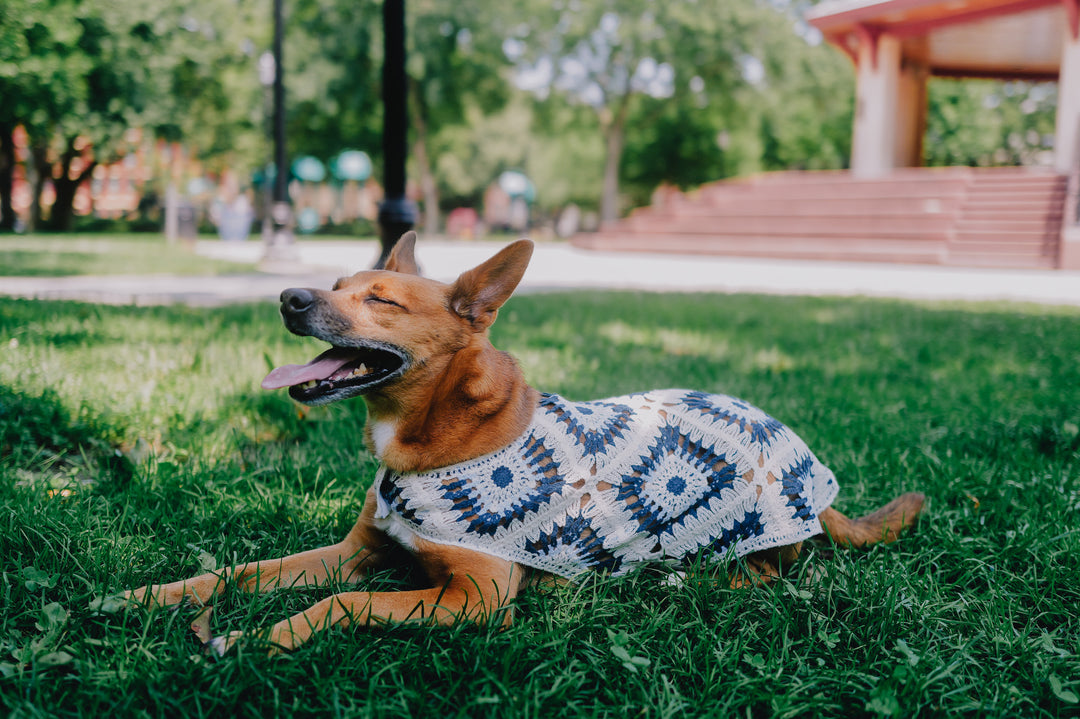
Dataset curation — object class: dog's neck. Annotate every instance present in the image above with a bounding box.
[363,336,539,473]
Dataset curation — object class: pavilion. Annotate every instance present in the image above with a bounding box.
[575,0,1080,269]
[806,0,1080,178]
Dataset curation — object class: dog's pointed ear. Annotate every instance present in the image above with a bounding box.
[449,239,533,331]
[384,231,420,275]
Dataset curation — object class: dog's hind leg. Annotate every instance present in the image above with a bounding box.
[728,543,803,589]
[818,492,925,547]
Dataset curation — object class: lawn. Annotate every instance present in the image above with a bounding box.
[0,234,257,277]
[1,290,1078,717]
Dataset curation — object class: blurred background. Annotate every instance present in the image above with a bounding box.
[0,0,1071,259]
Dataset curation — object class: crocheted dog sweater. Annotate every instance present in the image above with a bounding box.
[372,390,838,580]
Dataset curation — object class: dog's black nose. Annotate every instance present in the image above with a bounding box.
[280,288,315,316]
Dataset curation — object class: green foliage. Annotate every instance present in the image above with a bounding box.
[509,0,855,216]
[925,79,1058,167]
[285,0,382,164]
[157,0,267,173]
[1,0,269,227]
[1,290,1078,716]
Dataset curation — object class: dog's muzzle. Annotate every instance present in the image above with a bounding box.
[279,287,318,335]
[264,287,411,405]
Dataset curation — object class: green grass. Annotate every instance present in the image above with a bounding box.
[1,291,1078,717]
[0,234,257,276]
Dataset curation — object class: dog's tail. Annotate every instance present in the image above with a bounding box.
[819,492,925,547]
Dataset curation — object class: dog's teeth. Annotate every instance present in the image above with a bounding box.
[301,380,317,389]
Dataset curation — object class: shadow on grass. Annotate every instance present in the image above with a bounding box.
[0,384,133,492]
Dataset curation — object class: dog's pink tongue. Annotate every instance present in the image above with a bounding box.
[261,347,357,390]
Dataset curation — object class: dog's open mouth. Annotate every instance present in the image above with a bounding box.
[261,341,409,405]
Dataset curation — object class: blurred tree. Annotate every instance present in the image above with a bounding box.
[405,0,515,232]
[924,78,1057,167]
[0,0,268,231]
[0,1,170,229]
[509,0,765,223]
[0,0,29,231]
[158,0,267,178]
[285,0,382,168]
[621,10,852,204]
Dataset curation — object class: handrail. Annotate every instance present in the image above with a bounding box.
[1058,116,1080,268]
[1067,116,1080,228]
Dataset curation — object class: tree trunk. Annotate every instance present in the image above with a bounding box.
[48,175,79,232]
[413,136,439,234]
[409,83,439,234]
[44,140,97,232]
[28,143,49,233]
[600,122,624,225]
[0,124,15,232]
[599,94,632,226]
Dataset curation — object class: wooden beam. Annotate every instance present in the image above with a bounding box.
[884,0,1059,38]
[855,24,884,71]
[932,66,1060,81]
[1065,0,1080,40]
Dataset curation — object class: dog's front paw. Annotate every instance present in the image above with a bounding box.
[205,630,242,658]
[205,629,284,657]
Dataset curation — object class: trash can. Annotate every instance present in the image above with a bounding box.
[176,201,198,241]
[217,196,254,242]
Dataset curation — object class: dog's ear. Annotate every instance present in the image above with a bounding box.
[449,239,533,331]
[384,231,420,275]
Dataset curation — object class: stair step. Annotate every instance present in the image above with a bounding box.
[623,215,952,239]
[946,251,1057,269]
[956,219,1061,232]
[576,168,1069,270]
[950,240,1056,253]
[699,184,968,202]
[673,198,962,216]
[576,232,948,264]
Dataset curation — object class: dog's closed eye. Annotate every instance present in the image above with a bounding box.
[366,295,405,309]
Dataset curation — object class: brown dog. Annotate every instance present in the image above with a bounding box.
[128,233,923,654]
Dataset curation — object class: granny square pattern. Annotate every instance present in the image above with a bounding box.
[372,390,838,580]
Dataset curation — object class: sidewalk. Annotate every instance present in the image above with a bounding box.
[2,238,1080,307]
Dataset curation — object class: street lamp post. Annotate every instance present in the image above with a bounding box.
[375,0,416,268]
[262,0,296,267]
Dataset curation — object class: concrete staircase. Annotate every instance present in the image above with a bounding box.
[948,170,1065,268]
[573,167,1066,269]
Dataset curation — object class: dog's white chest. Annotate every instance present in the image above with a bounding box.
[369,419,397,458]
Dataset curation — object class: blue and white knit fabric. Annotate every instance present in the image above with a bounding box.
[372,390,838,580]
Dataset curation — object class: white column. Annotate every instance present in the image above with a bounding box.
[852,33,903,178]
[1054,27,1080,174]
[1057,25,1080,269]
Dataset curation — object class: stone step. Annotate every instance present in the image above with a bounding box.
[671,197,963,216]
[955,218,1062,232]
[622,214,952,239]
[577,232,948,264]
[575,168,1069,270]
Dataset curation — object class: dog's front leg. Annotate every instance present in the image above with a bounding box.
[126,539,374,608]
[211,544,521,654]
[126,493,394,608]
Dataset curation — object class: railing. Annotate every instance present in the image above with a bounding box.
[1066,117,1080,224]
[1058,118,1080,268]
